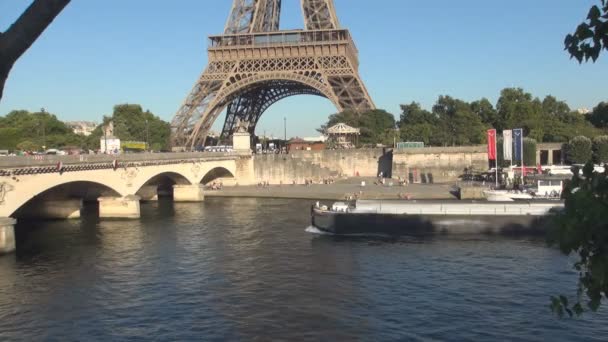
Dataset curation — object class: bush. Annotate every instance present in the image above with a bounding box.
[16,140,38,152]
[593,135,608,164]
[523,138,537,166]
[567,136,593,164]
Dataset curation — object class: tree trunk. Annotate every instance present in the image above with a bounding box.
[0,0,70,102]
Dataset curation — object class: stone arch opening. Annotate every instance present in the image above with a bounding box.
[12,181,122,219]
[135,172,192,201]
[201,167,235,187]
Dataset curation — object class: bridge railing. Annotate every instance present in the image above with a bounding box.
[0,152,245,168]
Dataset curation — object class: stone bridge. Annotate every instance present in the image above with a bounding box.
[0,152,254,254]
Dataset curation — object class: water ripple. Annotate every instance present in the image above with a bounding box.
[0,198,606,341]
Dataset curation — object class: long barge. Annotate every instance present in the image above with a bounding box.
[311,200,563,236]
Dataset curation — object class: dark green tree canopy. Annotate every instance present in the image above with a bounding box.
[88,104,171,151]
[588,102,608,128]
[0,109,82,150]
[567,136,594,164]
[565,0,608,63]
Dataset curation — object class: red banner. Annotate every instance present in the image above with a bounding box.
[487,129,497,160]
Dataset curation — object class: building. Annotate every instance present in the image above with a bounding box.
[577,108,591,115]
[66,121,97,136]
[286,138,325,152]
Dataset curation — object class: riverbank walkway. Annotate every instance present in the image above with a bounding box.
[205,177,456,201]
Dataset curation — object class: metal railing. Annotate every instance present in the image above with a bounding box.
[0,151,247,168]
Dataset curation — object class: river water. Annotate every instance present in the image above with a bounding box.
[0,198,606,341]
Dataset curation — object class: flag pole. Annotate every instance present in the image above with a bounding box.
[521,133,525,179]
[495,132,499,189]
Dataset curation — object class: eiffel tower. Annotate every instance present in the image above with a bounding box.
[171,0,375,149]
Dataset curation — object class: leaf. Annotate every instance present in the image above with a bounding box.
[588,6,601,22]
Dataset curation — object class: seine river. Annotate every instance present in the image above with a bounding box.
[0,198,607,341]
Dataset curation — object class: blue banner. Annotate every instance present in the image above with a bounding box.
[513,128,523,161]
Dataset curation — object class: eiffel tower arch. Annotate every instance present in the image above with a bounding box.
[171,0,375,149]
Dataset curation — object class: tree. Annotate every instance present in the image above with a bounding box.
[398,102,443,145]
[89,104,172,151]
[548,162,608,317]
[0,109,83,150]
[470,98,498,129]
[16,140,37,152]
[432,96,486,146]
[593,136,608,163]
[0,0,71,102]
[588,102,608,128]
[566,136,593,164]
[496,88,544,141]
[565,0,608,63]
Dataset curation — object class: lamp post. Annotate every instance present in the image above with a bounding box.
[40,108,47,151]
[283,116,287,151]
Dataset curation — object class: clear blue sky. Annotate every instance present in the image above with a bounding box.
[1,0,606,138]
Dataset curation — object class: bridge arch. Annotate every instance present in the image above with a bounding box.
[10,180,122,218]
[200,167,236,186]
[134,171,193,200]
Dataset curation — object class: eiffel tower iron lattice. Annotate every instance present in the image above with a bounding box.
[171,0,375,149]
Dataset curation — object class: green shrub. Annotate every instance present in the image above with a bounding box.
[592,135,608,164]
[567,136,593,164]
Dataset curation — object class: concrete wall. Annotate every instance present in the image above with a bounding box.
[254,146,486,184]
[289,148,390,177]
[253,154,338,184]
[392,146,488,183]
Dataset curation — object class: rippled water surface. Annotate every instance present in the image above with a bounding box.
[1,198,607,341]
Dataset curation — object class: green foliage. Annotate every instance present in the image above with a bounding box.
[567,136,593,164]
[320,109,396,146]
[87,104,171,151]
[399,97,486,146]
[0,109,83,150]
[593,136,608,163]
[588,102,608,128]
[399,102,443,145]
[397,89,602,148]
[16,140,38,152]
[471,98,498,128]
[432,96,486,146]
[565,0,608,63]
[523,138,538,166]
[496,88,545,140]
[548,162,608,316]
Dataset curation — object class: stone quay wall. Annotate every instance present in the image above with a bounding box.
[288,148,391,178]
[392,145,488,183]
[253,146,488,184]
[253,154,337,184]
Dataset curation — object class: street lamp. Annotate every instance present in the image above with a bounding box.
[40,108,46,151]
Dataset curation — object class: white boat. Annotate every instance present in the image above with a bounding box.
[484,177,563,202]
[483,190,532,202]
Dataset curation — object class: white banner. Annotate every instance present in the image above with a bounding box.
[503,130,513,161]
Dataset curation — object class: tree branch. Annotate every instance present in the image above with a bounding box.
[0,0,70,101]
